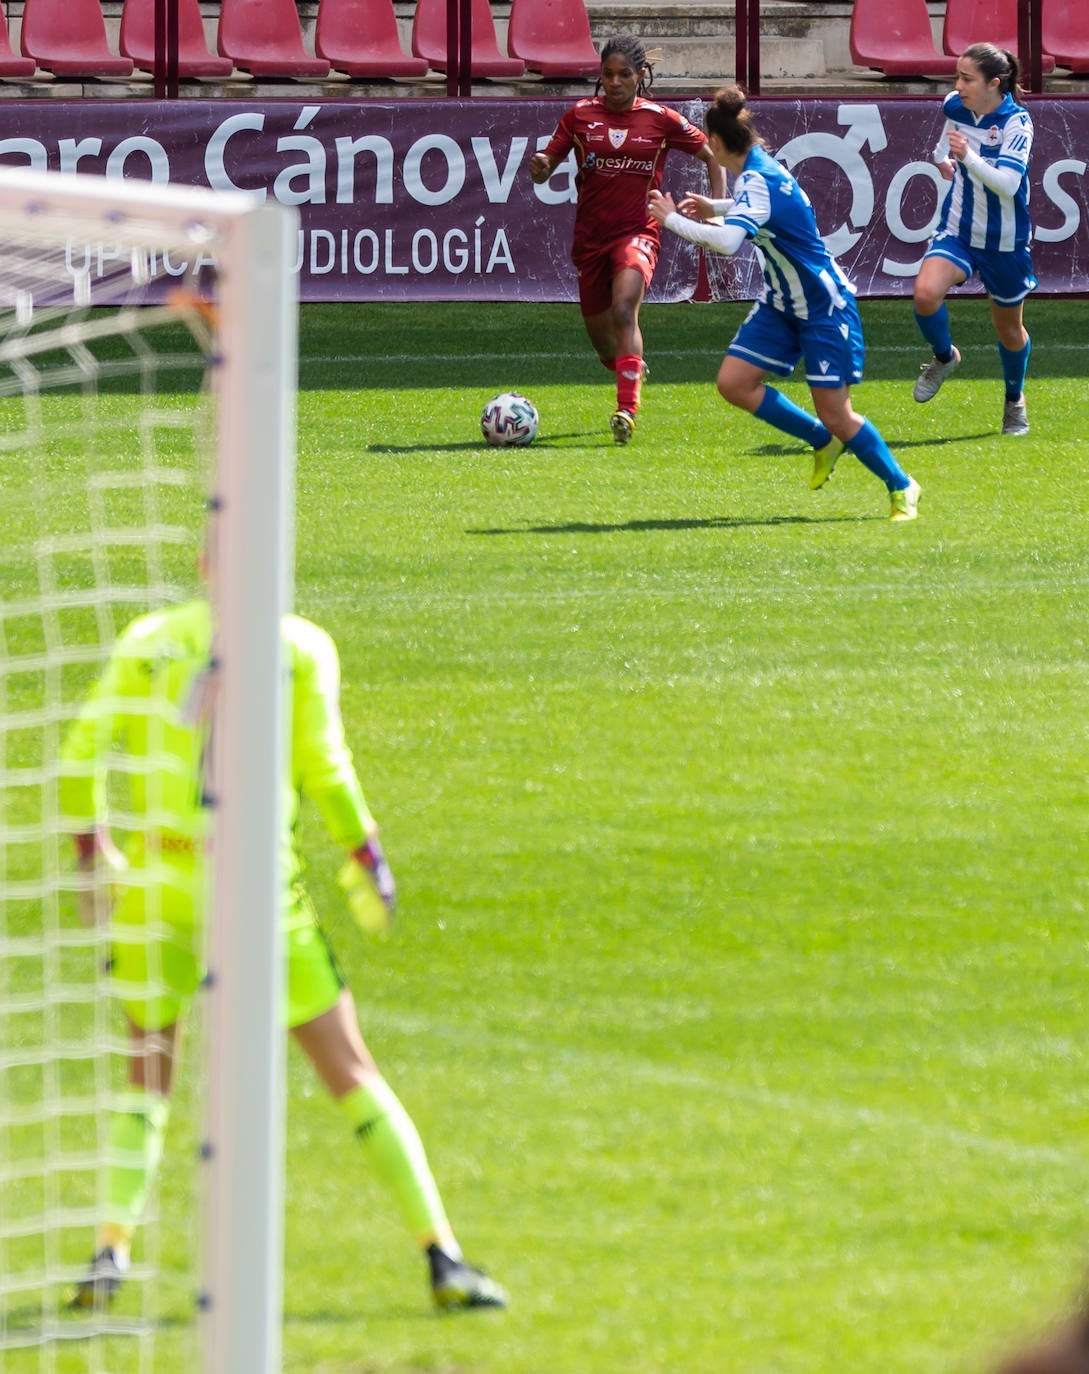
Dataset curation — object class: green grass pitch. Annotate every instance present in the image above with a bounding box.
[11,296,1089,1373]
[273,297,1087,1374]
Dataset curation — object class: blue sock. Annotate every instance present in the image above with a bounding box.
[754,386,829,448]
[846,419,910,491]
[998,336,1030,400]
[914,305,953,362]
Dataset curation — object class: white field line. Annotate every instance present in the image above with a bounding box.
[376,1012,1082,1168]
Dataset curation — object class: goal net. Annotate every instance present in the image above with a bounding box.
[0,171,297,1374]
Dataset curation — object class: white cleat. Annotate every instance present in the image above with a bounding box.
[1002,396,1029,435]
[913,347,961,402]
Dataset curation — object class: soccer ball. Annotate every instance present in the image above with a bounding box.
[480,392,539,447]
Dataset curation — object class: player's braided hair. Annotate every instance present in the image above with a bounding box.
[962,41,1024,101]
[705,84,765,156]
[597,34,656,94]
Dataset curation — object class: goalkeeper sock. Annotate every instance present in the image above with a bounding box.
[615,354,643,414]
[341,1078,458,1254]
[754,386,829,447]
[913,304,953,362]
[845,418,910,490]
[104,1089,170,1232]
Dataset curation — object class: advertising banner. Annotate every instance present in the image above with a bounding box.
[1,97,1086,301]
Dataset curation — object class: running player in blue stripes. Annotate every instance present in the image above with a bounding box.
[911,44,1035,436]
[648,85,920,522]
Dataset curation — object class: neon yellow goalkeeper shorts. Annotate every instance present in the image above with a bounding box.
[110,880,345,1032]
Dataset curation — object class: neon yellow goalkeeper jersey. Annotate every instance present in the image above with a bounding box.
[59,598,376,901]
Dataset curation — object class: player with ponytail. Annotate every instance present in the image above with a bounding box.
[911,43,1035,435]
[649,85,921,521]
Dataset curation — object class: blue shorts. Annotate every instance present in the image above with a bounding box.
[726,298,865,389]
[923,232,1036,307]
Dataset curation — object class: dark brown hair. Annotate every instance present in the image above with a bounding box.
[704,85,763,156]
[962,42,1024,102]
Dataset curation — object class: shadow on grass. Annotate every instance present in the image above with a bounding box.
[751,430,996,456]
[12,1308,195,1334]
[365,432,619,452]
[469,513,872,535]
[365,429,990,463]
[284,1304,454,1325]
[887,430,998,448]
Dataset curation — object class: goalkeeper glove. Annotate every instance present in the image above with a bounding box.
[338,835,396,937]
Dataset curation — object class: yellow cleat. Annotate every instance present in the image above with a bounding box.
[889,478,922,522]
[810,435,844,490]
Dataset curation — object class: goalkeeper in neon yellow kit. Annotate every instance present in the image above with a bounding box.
[60,598,507,1313]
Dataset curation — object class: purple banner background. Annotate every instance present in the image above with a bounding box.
[1,97,1086,301]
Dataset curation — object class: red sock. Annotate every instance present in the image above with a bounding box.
[616,354,643,414]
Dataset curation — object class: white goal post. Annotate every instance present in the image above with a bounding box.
[0,170,297,1374]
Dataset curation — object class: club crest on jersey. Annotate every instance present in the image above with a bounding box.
[986,126,1001,145]
[608,128,628,149]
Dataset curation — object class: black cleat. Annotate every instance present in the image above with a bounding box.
[428,1244,508,1311]
[69,1247,127,1311]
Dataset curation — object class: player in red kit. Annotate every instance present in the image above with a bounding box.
[528,35,725,444]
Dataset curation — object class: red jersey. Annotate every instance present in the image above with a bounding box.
[543,96,709,261]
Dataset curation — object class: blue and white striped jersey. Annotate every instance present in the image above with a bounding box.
[724,144,856,322]
[934,91,1033,252]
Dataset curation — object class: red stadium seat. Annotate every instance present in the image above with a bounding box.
[0,3,36,74]
[120,0,234,76]
[942,0,1055,70]
[849,0,959,77]
[315,0,428,77]
[506,0,599,77]
[218,0,331,76]
[1042,0,1089,73]
[20,0,135,76]
[411,0,524,77]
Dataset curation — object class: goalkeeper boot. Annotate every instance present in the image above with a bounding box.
[810,435,844,490]
[610,409,635,445]
[428,1244,508,1311]
[70,1246,128,1311]
[913,346,960,402]
[889,478,922,522]
[1002,396,1029,435]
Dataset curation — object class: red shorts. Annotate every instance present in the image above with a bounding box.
[574,233,660,317]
